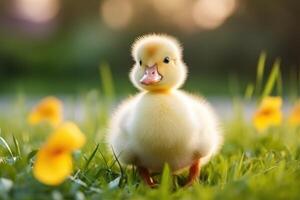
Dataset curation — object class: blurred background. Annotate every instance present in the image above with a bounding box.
[0,0,299,96]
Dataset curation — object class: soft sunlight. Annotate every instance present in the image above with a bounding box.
[15,0,60,23]
[1,0,300,198]
[100,0,133,30]
[192,0,237,29]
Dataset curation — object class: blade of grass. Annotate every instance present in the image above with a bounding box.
[13,136,21,158]
[244,83,254,100]
[233,153,244,180]
[111,147,124,175]
[27,150,38,163]
[276,67,283,97]
[0,136,14,158]
[111,146,126,187]
[84,144,99,171]
[99,62,115,101]
[159,164,172,198]
[262,59,280,98]
[98,149,109,169]
[255,52,266,96]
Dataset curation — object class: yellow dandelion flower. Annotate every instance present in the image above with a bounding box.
[28,97,63,127]
[33,122,86,186]
[253,96,283,132]
[288,101,300,126]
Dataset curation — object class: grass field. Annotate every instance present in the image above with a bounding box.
[0,95,299,200]
[0,57,300,200]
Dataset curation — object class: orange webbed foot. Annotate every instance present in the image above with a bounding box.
[184,159,201,187]
[137,166,157,188]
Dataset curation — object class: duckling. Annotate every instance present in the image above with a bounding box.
[107,34,223,187]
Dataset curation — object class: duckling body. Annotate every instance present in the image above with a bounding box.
[107,34,222,186]
[109,90,220,172]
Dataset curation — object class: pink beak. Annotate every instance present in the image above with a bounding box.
[140,64,162,85]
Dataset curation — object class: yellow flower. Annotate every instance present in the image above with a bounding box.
[288,101,300,126]
[253,96,283,132]
[28,97,63,127]
[33,122,86,186]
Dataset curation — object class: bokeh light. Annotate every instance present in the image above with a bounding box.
[192,0,237,29]
[15,0,60,23]
[100,0,133,30]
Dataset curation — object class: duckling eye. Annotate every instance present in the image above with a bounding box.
[163,57,170,64]
[139,60,142,66]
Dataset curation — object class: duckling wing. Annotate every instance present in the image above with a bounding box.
[183,92,223,165]
[107,96,139,165]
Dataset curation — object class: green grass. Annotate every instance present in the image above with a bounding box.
[0,95,300,200]
[0,55,300,200]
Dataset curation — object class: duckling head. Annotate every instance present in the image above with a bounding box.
[130,34,187,92]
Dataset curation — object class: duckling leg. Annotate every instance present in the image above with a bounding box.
[185,159,201,186]
[137,166,157,188]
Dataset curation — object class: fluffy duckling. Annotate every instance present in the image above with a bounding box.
[107,34,222,187]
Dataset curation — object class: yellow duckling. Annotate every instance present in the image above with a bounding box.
[107,34,223,187]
